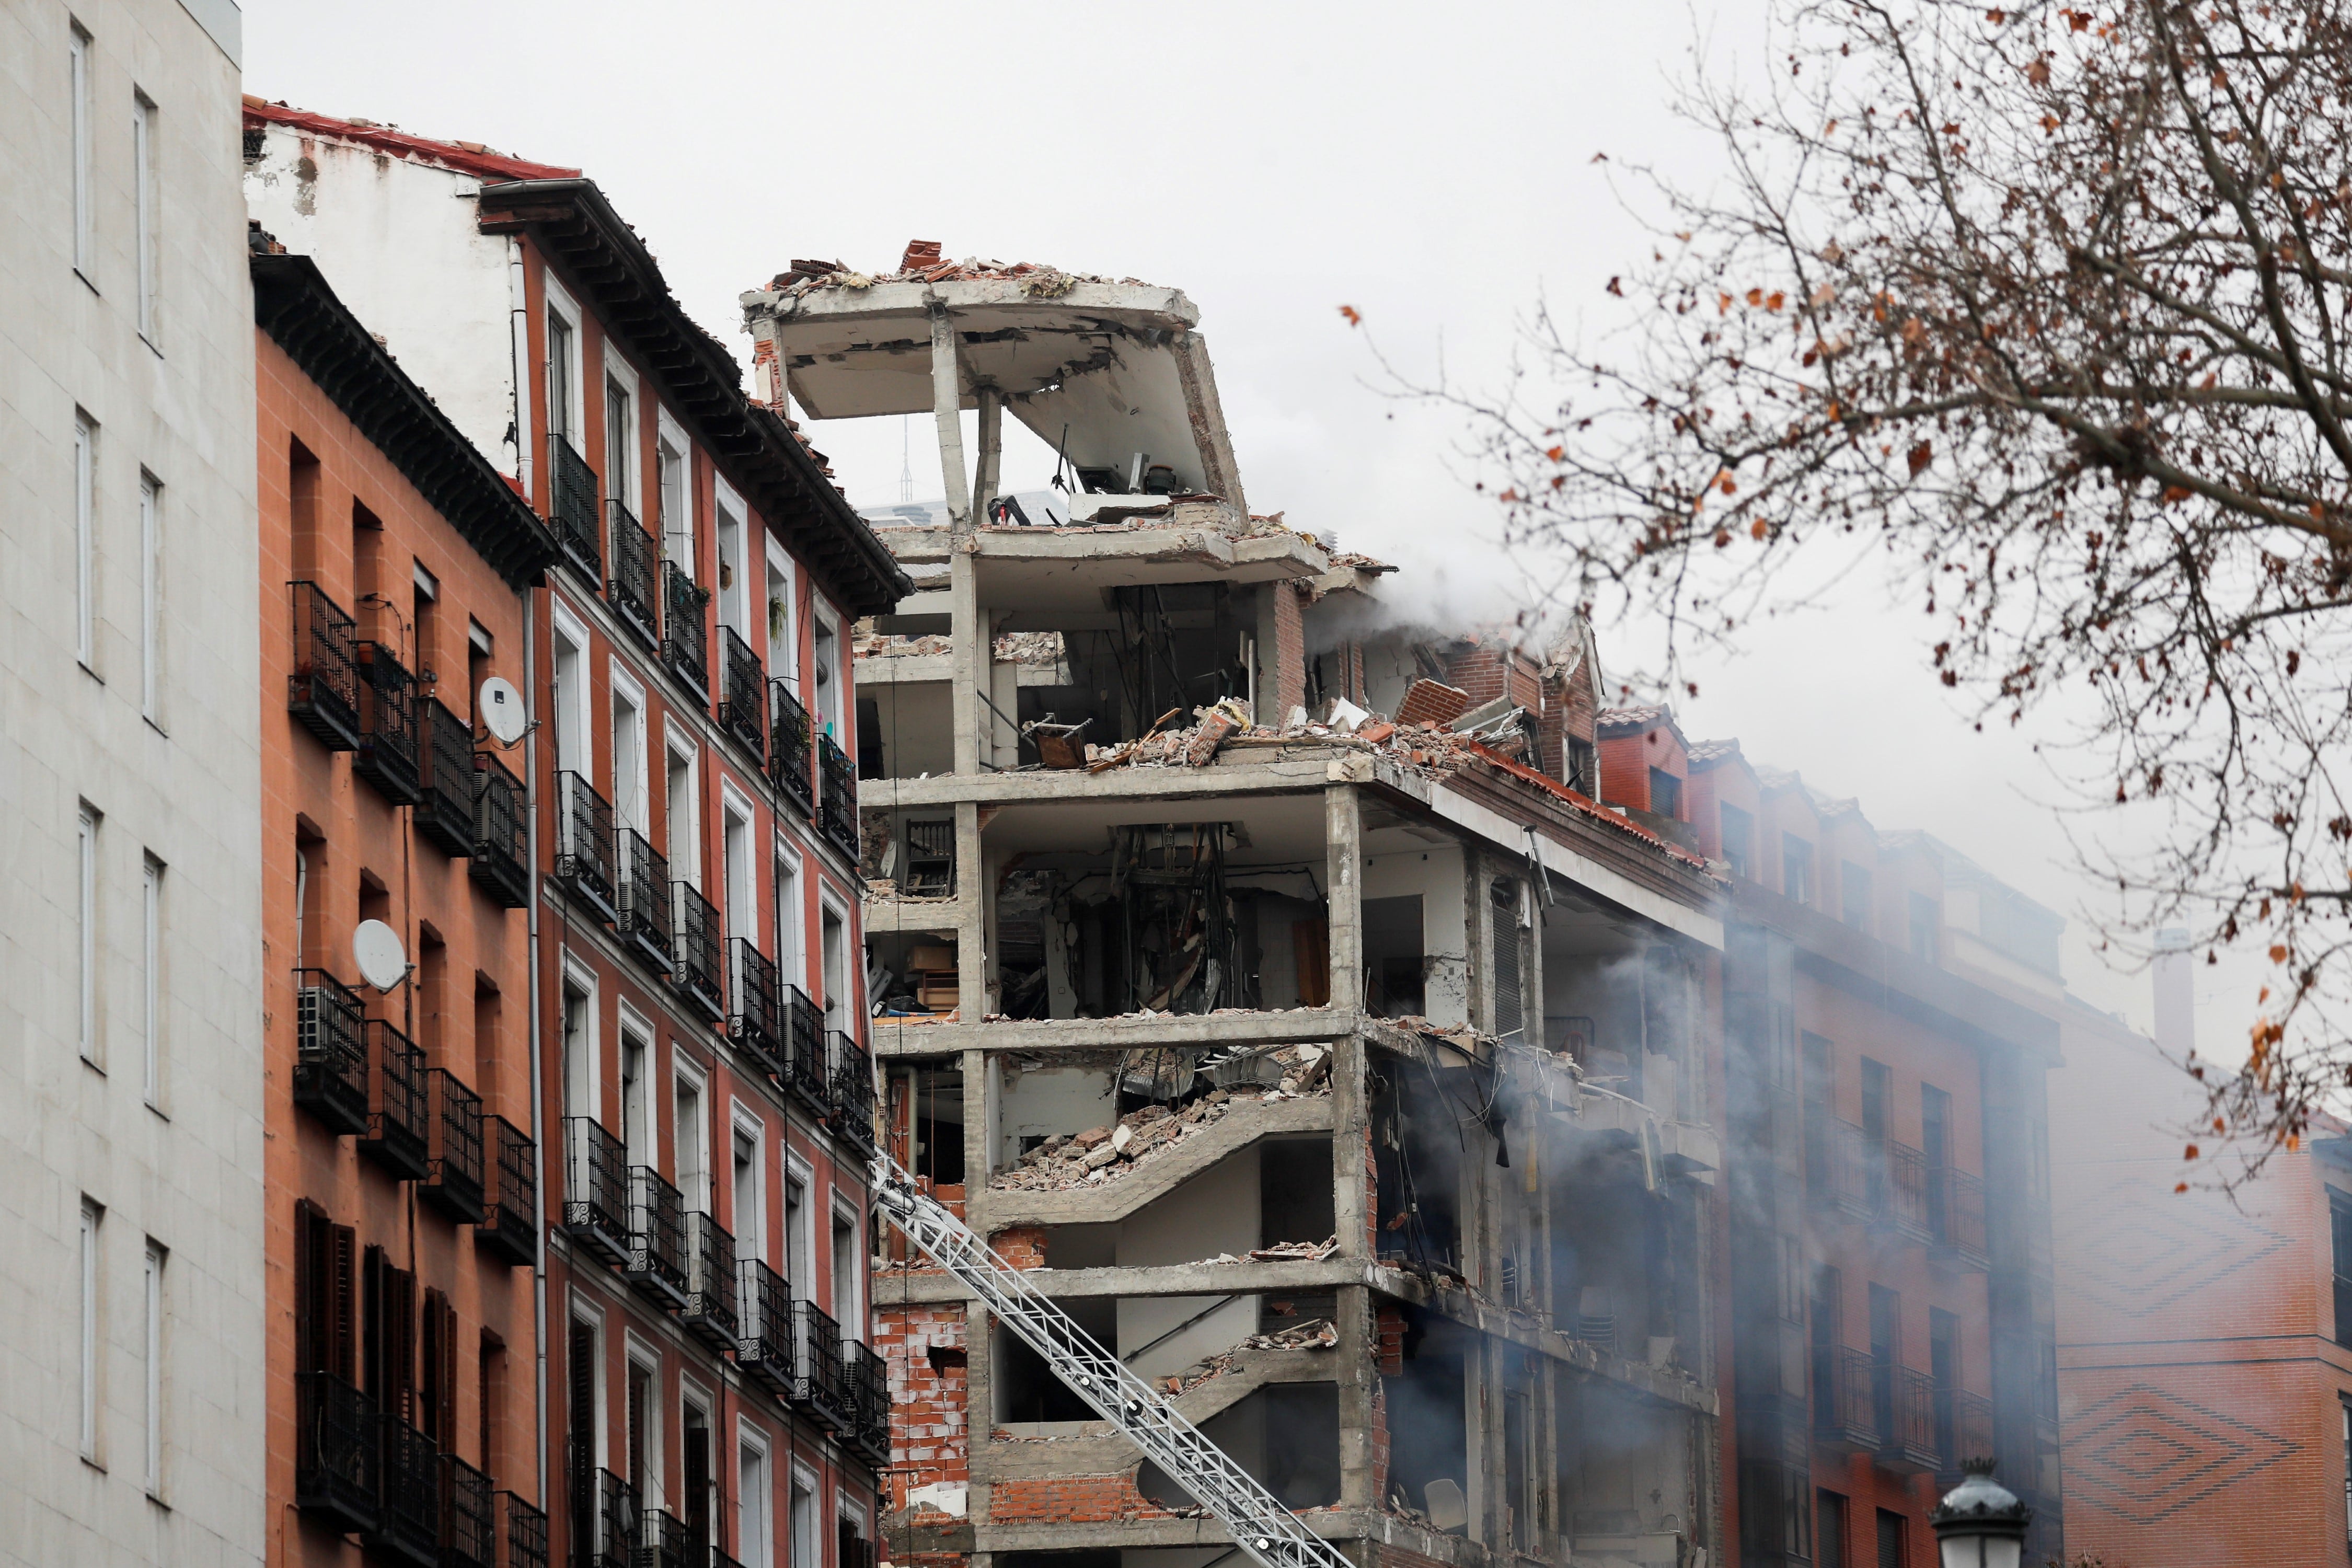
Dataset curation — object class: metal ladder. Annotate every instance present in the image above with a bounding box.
[871,1154,1355,1568]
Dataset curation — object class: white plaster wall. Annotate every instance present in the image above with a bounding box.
[862,679,953,780]
[1364,844,1469,1025]
[996,1064,1117,1167]
[243,123,522,476]
[0,3,265,1563]
[1115,1149,1261,1379]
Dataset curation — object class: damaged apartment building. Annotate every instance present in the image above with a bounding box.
[741,249,1735,1568]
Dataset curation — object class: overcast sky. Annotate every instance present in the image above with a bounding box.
[243,0,2256,1048]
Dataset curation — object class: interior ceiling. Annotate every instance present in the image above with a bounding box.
[984,792,1329,860]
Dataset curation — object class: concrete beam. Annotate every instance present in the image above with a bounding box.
[970,1345,1345,1478]
[863,891,971,938]
[969,1507,1487,1566]
[870,1007,1359,1060]
[856,756,1353,812]
[875,1256,1366,1307]
[1428,784,1725,950]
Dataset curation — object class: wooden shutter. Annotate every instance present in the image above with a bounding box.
[1293,919,1330,1007]
[420,1288,457,1444]
[329,1222,356,1380]
[362,1246,386,1401]
[569,1318,597,1541]
[683,1421,710,1542]
[294,1200,328,1375]
[387,1264,417,1424]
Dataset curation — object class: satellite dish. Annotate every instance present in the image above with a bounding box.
[353,919,409,993]
[478,677,526,745]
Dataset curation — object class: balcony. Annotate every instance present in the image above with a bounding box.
[817,733,859,860]
[550,433,601,583]
[415,697,478,856]
[422,1067,486,1224]
[495,1490,548,1568]
[617,829,674,977]
[671,881,725,1023]
[768,679,814,817]
[1928,1166,1991,1271]
[293,969,371,1135]
[562,1117,630,1267]
[829,1031,878,1159]
[1933,1387,1997,1478]
[1876,1363,1942,1473]
[627,1164,689,1308]
[478,1115,538,1267]
[681,1211,739,1352]
[607,499,661,650]
[1811,1345,1878,1451]
[443,1452,496,1568]
[729,940,783,1075]
[718,627,767,758]
[361,1020,432,1182]
[356,641,425,806]
[469,753,531,909]
[785,987,828,1116]
[368,1413,442,1567]
[295,1370,381,1534]
[1884,1138,1932,1237]
[792,1300,855,1433]
[643,1508,693,1568]
[1823,1122,1932,1235]
[735,1258,793,1397]
[555,771,619,923]
[582,1468,636,1568]
[289,581,362,750]
[662,561,709,702]
[846,1339,891,1466]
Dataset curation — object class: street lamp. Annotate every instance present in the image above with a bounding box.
[1930,1459,2030,1568]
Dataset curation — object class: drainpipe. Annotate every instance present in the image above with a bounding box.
[509,239,535,498]
[524,587,550,1515]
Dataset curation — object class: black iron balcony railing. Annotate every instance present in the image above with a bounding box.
[671,881,725,1022]
[469,752,531,909]
[735,1257,793,1397]
[289,581,362,750]
[495,1489,548,1568]
[817,733,859,859]
[1812,1345,1878,1451]
[294,968,371,1135]
[582,1468,636,1568]
[617,829,674,977]
[785,987,828,1116]
[361,1020,432,1182]
[414,696,478,855]
[442,1452,496,1568]
[712,1552,749,1568]
[829,1031,878,1158]
[368,1413,442,1567]
[550,433,601,583]
[1884,1138,1931,1237]
[718,627,767,757]
[562,1117,630,1267]
[768,679,815,817]
[296,1369,381,1534]
[607,499,661,650]
[729,939,783,1074]
[1876,1363,1941,1473]
[554,771,618,923]
[355,641,425,806]
[1823,1122,1932,1237]
[1928,1166,1991,1270]
[643,1508,693,1568]
[662,561,709,702]
[1933,1388,1997,1477]
[681,1210,739,1352]
[793,1300,855,1433]
[626,1164,688,1308]
[423,1067,486,1224]
[478,1115,537,1267]
[845,1339,891,1465]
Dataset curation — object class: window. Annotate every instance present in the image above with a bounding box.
[811,606,840,734]
[715,490,745,636]
[1874,1508,1904,1568]
[790,1466,817,1568]
[1816,1490,1846,1568]
[2342,1401,2350,1547]
[785,1171,810,1299]
[732,1125,765,1265]
[723,795,755,944]
[612,678,647,834]
[625,1351,657,1505]
[1719,803,1753,880]
[561,970,596,1121]
[1802,1032,1834,1189]
[773,846,803,991]
[739,1436,773,1568]
[143,1239,164,1495]
[80,1198,102,1461]
[140,854,162,1106]
[765,541,798,679]
[1930,1307,1960,1467]
[605,375,633,510]
[832,1206,860,1340]
[1648,766,1682,820]
[2332,1195,2352,1349]
[1908,891,1938,962]
[567,1315,604,1479]
[70,24,94,279]
[675,1071,707,1211]
[1565,735,1597,797]
[547,311,575,443]
[666,740,699,886]
[820,902,847,1029]
[620,1023,649,1167]
[551,616,586,775]
[1840,861,1871,930]
[657,429,691,567]
[79,804,100,1065]
[139,473,161,719]
[682,1397,715,1550]
[1782,834,1814,905]
[75,410,96,668]
[133,91,157,340]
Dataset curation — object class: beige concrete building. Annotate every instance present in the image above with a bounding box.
[0,1,268,1564]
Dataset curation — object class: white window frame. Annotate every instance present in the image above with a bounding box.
[656,409,694,569]
[143,1238,164,1497]
[609,661,649,836]
[739,1424,775,1568]
[763,538,798,682]
[811,597,841,735]
[790,1462,819,1568]
[139,470,161,723]
[560,954,601,1123]
[70,23,94,283]
[714,479,747,638]
[773,838,805,994]
[665,727,701,890]
[730,1105,767,1263]
[603,349,642,520]
[720,781,757,948]
[830,1196,863,1342]
[818,891,851,1029]
[79,803,101,1066]
[75,410,97,671]
[545,278,585,444]
[550,599,592,778]
[783,1157,813,1300]
[133,89,157,345]
[622,1333,665,1512]
[570,1299,609,1472]
[80,1197,102,1462]
[673,1057,709,1213]
[141,853,162,1109]
[617,1003,655,1168]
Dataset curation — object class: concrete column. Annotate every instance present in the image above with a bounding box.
[971,385,1002,521]
[1331,1030,1369,1255]
[1333,1023,1380,1513]
[950,551,982,776]
[1334,1283,1379,1511]
[956,802,986,1018]
[1324,784,1364,1013]
[929,303,971,532]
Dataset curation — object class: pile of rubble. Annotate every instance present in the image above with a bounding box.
[768,240,1135,299]
[990,1057,1331,1194]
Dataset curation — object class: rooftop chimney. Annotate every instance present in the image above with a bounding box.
[2153,928,2196,1055]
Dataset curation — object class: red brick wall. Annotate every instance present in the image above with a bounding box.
[1273,583,1308,721]
[877,1305,970,1498]
[987,1473,1181,1524]
[1443,644,1509,706]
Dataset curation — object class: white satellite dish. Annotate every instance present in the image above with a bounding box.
[478,676,526,746]
[353,919,409,993]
